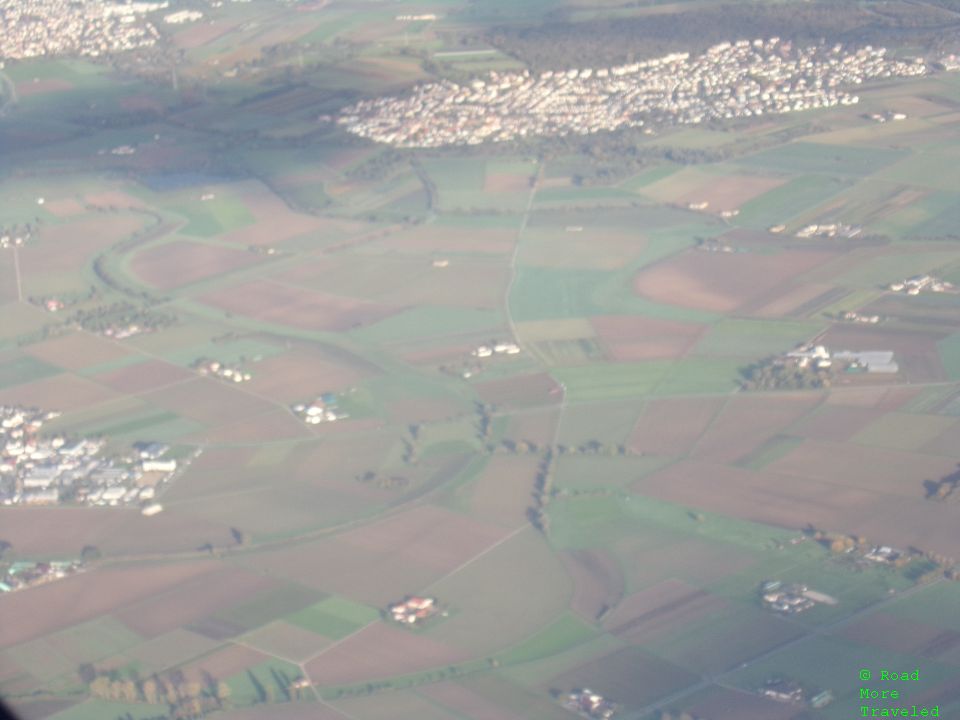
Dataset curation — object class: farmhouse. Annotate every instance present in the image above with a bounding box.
[865,545,903,564]
[832,350,899,374]
[142,459,176,473]
[193,358,252,384]
[889,275,955,295]
[760,581,834,614]
[293,394,344,424]
[472,341,521,359]
[388,596,439,625]
[761,678,804,703]
[563,689,617,720]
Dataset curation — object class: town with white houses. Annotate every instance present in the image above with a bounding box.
[338,40,927,148]
[0,405,190,510]
[0,0,164,60]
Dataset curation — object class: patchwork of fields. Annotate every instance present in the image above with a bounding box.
[2,5,960,720]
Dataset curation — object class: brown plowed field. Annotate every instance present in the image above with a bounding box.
[15,79,72,97]
[747,282,844,319]
[0,506,233,557]
[338,505,508,571]
[193,408,311,444]
[274,254,507,308]
[179,644,268,684]
[634,459,960,557]
[839,612,959,657]
[84,191,147,210]
[304,622,469,685]
[766,438,959,498]
[139,376,278,427]
[689,394,821,464]
[42,198,86,217]
[629,396,725,455]
[633,249,838,313]
[0,374,120,412]
[0,560,218,647]
[614,535,755,590]
[633,459,884,533]
[93,359,195,394]
[241,621,329,663]
[787,404,883,442]
[642,171,784,212]
[114,567,278,637]
[246,505,509,606]
[602,579,726,644]
[373,225,517,255]
[24,332,134,371]
[131,241,263,290]
[591,315,707,361]
[419,682,520,720]
[687,685,800,720]
[551,645,697,708]
[203,704,350,720]
[243,347,367,403]
[467,455,538,527]
[21,215,145,273]
[200,279,398,332]
[475,372,562,408]
[560,548,625,623]
[484,173,531,193]
[503,409,561,448]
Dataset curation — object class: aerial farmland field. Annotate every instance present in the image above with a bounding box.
[2,1,960,720]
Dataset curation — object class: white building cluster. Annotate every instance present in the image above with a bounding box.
[471,341,520,358]
[338,40,927,148]
[292,393,344,425]
[0,0,164,60]
[888,274,956,295]
[0,406,187,507]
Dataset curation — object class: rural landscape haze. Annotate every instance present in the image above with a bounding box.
[1,0,960,719]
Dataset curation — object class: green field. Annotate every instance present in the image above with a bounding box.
[693,318,824,358]
[738,142,909,176]
[736,174,852,228]
[0,355,60,388]
[495,612,598,666]
[286,596,381,639]
[510,267,613,322]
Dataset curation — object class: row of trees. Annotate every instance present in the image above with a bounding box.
[807,524,960,583]
[739,358,833,391]
[59,301,177,335]
[528,446,556,535]
[483,2,958,73]
[82,667,231,720]
[924,465,960,502]
[355,470,410,491]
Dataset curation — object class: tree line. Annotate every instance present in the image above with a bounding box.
[79,666,231,720]
[481,1,960,74]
